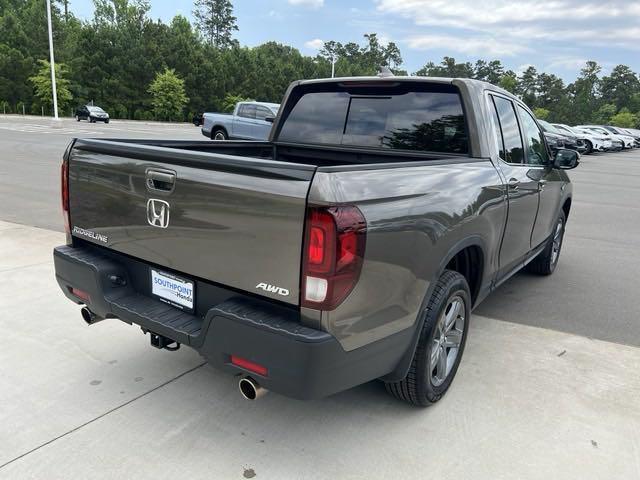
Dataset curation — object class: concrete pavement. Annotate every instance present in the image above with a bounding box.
[1,220,639,480]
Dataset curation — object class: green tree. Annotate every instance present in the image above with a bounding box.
[517,66,538,107]
[609,109,638,128]
[221,93,250,112]
[499,71,518,93]
[28,59,73,112]
[565,61,602,125]
[474,59,504,85]
[148,68,189,121]
[533,107,550,120]
[592,104,617,125]
[415,56,474,78]
[318,34,404,77]
[600,65,640,110]
[384,41,403,71]
[193,0,238,49]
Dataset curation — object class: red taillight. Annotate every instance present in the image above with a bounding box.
[70,287,90,302]
[301,206,366,310]
[230,355,268,377]
[61,158,70,234]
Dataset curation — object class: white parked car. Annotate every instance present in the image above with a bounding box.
[553,124,611,153]
[619,128,640,148]
[576,125,633,150]
[602,126,638,148]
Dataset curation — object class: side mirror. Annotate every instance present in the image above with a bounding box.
[264,116,275,123]
[553,149,580,170]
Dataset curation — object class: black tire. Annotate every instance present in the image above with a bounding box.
[89,116,95,123]
[105,119,109,124]
[211,128,228,141]
[385,270,471,407]
[525,210,566,275]
[76,115,80,122]
[584,140,593,154]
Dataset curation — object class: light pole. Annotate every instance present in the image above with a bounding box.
[331,55,337,78]
[46,0,59,120]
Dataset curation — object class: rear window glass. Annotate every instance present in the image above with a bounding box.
[277,85,468,154]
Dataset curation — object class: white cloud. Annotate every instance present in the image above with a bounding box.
[288,0,324,8]
[376,0,640,53]
[304,38,325,50]
[407,34,529,57]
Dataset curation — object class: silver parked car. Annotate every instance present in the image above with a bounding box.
[201,101,280,141]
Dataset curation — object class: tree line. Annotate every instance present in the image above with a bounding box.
[1,0,639,127]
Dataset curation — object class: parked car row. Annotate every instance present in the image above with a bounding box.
[538,120,639,155]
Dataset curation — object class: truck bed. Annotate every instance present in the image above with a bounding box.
[68,137,468,307]
[93,138,461,169]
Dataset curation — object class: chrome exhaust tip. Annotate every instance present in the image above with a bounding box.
[81,307,103,326]
[239,376,268,400]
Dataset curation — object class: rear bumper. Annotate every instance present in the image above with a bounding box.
[53,245,411,399]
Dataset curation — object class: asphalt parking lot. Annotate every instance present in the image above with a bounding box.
[1,115,640,479]
[0,115,203,230]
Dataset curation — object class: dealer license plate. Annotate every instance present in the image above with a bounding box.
[150,269,195,313]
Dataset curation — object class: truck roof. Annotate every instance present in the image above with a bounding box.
[292,75,515,100]
[239,101,280,110]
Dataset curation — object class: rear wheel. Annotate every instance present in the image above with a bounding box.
[385,270,470,407]
[212,128,227,141]
[526,210,566,275]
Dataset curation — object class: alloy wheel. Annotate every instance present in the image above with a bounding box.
[550,217,564,266]
[430,294,466,387]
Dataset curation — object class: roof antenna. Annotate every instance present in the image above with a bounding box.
[377,66,394,78]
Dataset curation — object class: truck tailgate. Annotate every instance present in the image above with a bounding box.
[68,139,316,305]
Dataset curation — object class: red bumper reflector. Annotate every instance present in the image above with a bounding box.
[230,355,268,377]
[70,287,91,302]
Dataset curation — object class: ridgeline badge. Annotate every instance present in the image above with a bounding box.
[72,226,108,244]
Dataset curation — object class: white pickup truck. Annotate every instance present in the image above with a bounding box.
[201,101,280,141]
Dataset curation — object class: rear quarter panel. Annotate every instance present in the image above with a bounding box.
[202,113,232,137]
[308,160,506,351]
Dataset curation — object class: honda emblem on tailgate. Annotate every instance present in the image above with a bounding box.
[147,199,170,228]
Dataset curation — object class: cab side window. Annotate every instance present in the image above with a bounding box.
[238,104,256,119]
[517,106,549,165]
[491,95,524,164]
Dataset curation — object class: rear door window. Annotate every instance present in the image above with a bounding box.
[491,95,524,164]
[277,85,468,154]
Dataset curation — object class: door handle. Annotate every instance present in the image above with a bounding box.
[146,169,176,192]
[507,178,520,191]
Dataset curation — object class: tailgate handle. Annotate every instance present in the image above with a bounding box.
[146,170,176,192]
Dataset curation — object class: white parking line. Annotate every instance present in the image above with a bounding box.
[0,123,106,136]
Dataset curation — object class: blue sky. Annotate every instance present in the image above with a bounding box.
[71,0,640,81]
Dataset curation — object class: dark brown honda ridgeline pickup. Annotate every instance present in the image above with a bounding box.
[54,76,579,406]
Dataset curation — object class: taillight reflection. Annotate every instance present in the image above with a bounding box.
[61,158,70,234]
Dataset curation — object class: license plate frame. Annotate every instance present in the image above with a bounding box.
[150,269,195,313]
